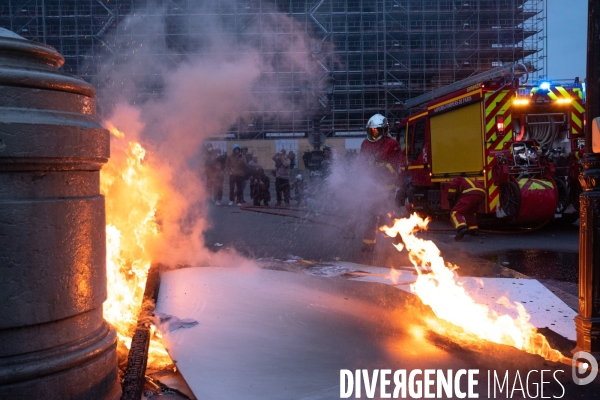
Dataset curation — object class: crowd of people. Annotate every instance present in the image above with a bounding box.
[203,144,303,207]
[203,112,489,254]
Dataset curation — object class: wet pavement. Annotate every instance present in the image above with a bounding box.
[480,250,579,284]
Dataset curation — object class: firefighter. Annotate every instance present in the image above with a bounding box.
[359,114,402,252]
[447,176,486,241]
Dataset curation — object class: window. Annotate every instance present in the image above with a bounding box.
[398,125,407,152]
[409,119,426,160]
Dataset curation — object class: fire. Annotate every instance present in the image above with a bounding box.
[388,267,402,284]
[105,122,125,138]
[381,214,568,363]
[101,124,172,370]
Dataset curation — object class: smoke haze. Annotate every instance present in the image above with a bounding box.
[95,2,326,266]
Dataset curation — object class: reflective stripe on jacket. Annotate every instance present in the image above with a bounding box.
[448,177,486,197]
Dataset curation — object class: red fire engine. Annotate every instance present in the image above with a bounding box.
[397,64,585,226]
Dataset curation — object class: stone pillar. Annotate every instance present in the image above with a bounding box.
[0,29,120,399]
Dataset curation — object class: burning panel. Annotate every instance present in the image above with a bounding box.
[381,215,569,363]
[347,267,576,341]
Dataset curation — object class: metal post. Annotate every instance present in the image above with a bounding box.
[574,0,600,357]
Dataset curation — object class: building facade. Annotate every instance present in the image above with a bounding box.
[1,0,545,138]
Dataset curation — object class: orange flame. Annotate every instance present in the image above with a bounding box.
[105,122,126,138]
[381,214,568,363]
[101,124,172,370]
[388,267,402,284]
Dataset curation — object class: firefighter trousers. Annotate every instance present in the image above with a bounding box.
[362,196,394,245]
[450,193,485,231]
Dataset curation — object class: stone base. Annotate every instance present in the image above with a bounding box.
[0,322,121,400]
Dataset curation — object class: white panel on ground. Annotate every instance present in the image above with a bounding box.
[340,262,576,341]
[457,277,577,341]
[156,266,465,399]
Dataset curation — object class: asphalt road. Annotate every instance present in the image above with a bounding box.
[196,198,599,399]
[198,185,600,398]
[204,184,579,300]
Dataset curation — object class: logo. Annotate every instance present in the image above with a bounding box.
[572,351,599,385]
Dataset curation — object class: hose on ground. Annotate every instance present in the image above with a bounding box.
[240,205,552,235]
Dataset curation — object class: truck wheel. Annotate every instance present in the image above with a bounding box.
[570,181,582,211]
[558,212,579,225]
[554,178,569,214]
[499,181,521,219]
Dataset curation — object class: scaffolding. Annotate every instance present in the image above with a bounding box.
[0,0,546,138]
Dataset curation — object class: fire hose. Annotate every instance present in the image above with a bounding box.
[423,219,551,235]
[240,205,552,235]
[239,205,346,229]
[525,115,559,147]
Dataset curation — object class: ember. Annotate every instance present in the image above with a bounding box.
[381,214,568,363]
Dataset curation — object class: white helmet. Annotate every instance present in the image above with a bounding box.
[366,114,389,142]
[296,174,303,180]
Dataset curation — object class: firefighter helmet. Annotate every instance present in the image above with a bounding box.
[366,114,389,142]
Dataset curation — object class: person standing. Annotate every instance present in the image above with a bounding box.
[211,149,227,205]
[359,114,402,252]
[252,168,271,206]
[320,145,333,178]
[226,144,247,206]
[248,154,261,170]
[287,150,296,170]
[272,149,291,206]
[247,155,262,201]
[290,174,307,206]
[446,176,486,241]
[240,146,253,203]
[203,143,215,196]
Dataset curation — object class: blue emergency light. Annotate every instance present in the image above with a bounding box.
[539,82,551,91]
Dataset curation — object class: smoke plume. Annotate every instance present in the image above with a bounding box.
[93,2,325,266]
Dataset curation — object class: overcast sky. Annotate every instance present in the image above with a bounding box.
[547,0,587,79]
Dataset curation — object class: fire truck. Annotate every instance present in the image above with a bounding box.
[397,64,585,226]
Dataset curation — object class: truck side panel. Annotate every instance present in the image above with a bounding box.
[430,101,484,175]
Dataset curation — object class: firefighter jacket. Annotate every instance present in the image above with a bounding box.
[226,153,248,177]
[359,137,402,189]
[447,177,486,200]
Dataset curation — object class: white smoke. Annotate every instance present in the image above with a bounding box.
[92,1,326,266]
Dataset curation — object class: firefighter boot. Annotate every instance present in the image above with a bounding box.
[468,229,479,236]
[454,226,469,242]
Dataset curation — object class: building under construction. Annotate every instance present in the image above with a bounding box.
[1,0,546,138]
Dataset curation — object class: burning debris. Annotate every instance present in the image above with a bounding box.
[381,214,568,364]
